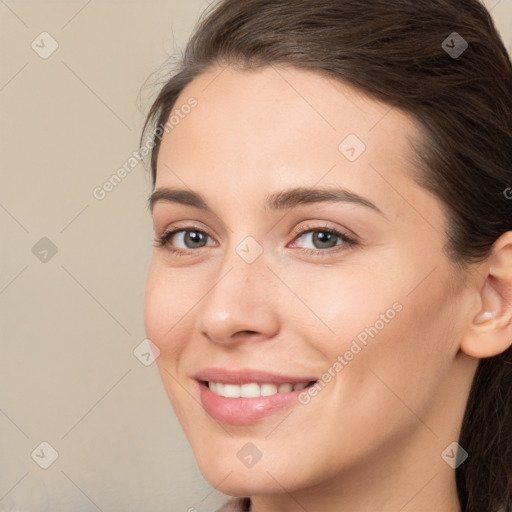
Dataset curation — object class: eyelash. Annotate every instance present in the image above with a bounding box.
[153,223,358,258]
[291,223,358,256]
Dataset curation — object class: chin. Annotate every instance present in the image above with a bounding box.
[195,449,317,497]
[201,467,284,496]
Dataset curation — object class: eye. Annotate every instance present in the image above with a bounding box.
[154,225,216,255]
[154,223,358,258]
[289,224,357,256]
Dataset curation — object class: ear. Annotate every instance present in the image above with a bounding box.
[460,231,512,359]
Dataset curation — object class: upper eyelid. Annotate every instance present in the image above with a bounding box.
[160,224,346,237]
[291,222,356,237]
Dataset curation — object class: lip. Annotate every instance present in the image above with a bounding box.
[194,367,318,385]
[194,367,318,425]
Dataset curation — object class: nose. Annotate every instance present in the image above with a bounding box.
[195,250,281,346]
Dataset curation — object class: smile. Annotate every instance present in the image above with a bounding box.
[194,369,319,424]
[206,381,313,398]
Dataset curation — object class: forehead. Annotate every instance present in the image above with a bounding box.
[155,65,428,216]
[158,66,419,166]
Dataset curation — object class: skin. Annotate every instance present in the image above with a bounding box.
[144,65,512,512]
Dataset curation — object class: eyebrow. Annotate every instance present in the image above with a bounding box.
[148,186,385,217]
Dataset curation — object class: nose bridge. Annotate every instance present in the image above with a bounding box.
[213,231,270,301]
[196,238,279,343]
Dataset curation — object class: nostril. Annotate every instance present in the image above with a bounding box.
[235,330,259,337]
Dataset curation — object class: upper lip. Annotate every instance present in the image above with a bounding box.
[194,367,318,385]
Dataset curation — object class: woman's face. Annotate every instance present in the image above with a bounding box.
[144,65,477,499]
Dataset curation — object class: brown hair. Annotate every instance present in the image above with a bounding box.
[142,1,512,510]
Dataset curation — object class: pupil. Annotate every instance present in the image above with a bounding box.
[186,231,205,248]
[314,231,335,248]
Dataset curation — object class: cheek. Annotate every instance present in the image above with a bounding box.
[293,259,458,414]
[144,261,196,424]
[144,259,196,356]
[282,260,404,351]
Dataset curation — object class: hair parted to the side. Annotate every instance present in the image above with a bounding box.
[142,1,512,511]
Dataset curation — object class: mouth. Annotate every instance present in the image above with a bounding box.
[194,368,319,425]
[200,380,317,398]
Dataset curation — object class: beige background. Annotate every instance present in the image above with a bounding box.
[1,1,511,511]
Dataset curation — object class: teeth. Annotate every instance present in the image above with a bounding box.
[278,383,293,393]
[208,381,311,398]
[240,383,260,398]
[212,382,224,395]
[223,384,241,398]
[261,383,278,396]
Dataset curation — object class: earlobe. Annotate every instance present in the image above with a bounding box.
[461,232,512,359]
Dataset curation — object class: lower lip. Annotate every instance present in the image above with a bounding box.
[197,381,313,425]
